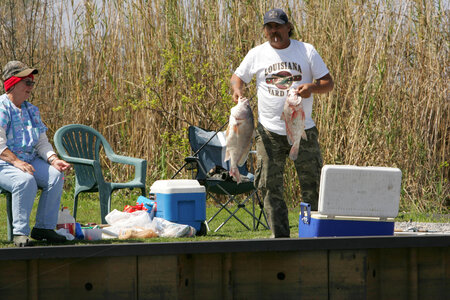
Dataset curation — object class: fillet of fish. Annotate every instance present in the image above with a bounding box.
[225,97,255,183]
[280,89,307,161]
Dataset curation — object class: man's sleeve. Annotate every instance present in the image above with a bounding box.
[309,47,330,80]
[234,49,255,84]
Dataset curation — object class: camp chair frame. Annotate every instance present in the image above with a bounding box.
[183,125,269,232]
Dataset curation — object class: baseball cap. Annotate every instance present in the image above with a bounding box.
[2,61,38,81]
[263,8,289,25]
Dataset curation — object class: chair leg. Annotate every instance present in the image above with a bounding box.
[207,194,235,223]
[253,195,256,230]
[99,189,112,224]
[214,201,251,232]
[207,193,250,231]
[219,195,269,231]
[254,192,270,230]
[210,187,253,232]
[140,187,146,196]
[212,189,269,232]
[6,192,13,242]
[73,192,80,220]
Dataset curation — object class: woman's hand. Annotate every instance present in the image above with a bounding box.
[0,148,35,174]
[51,159,71,172]
[14,160,35,175]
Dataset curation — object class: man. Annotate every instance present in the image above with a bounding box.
[230,8,334,238]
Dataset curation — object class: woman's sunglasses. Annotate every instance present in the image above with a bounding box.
[23,80,36,87]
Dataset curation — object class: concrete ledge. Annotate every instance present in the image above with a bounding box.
[1,234,448,261]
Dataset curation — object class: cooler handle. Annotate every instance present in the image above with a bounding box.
[300,202,311,225]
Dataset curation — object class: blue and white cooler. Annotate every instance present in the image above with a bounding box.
[146,179,206,232]
[299,165,402,237]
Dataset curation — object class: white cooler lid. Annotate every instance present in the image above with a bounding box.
[318,165,402,218]
[150,179,206,194]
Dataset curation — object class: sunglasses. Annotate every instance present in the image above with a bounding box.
[23,80,36,87]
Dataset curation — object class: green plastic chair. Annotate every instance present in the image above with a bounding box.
[54,124,147,224]
[1,186,43,241]
[0,188,13,241]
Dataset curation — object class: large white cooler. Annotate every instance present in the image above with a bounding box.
[149,180,206,231]
[299,165,402,237]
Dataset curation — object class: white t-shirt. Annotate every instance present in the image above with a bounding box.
[234,39,329,135]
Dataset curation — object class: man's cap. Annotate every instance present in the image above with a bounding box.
[2,61,38,81]
[263,8,289,25]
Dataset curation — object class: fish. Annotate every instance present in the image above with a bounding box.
[280,88,307,161]
[225,96,255,183]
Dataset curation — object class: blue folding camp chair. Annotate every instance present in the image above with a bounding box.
[183,125,269,232]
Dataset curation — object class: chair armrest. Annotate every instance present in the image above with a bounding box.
[59,155,97,166]
[108,154,147,184]
[59,155,105,184]
[185,156,199,163]
[182,156,202,179]
[108,154,145,166]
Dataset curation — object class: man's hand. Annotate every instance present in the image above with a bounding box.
[296,83,314,98]
[296,73,334,98]
[230,74,245,103]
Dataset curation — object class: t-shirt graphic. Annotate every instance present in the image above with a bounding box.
[265,62,302,90]
[265,71,302,90]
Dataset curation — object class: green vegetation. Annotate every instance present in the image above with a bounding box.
[1,188,448,247]
[0,190,280,246]
[0,0,448,245]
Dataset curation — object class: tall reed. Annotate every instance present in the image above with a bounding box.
[0,0,447,212]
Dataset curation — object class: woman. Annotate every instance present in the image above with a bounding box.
[0,61,71,247]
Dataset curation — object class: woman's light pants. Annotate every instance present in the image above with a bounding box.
[0,157,64,236]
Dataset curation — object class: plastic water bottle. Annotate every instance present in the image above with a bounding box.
[57,207,76,235]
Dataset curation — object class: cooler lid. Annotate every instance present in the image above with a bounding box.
[150,179,206,194]
[318,165,402,218]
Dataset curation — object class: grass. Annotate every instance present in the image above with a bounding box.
[0,190,283,248]
[1,189,448,248]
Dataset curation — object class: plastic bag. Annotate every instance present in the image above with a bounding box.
[152,217,196,238]
[104,209,155,237]
[55,228,75,240]
[104,209,196,238]
[105,209,152,228]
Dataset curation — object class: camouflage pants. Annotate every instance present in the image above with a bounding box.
[254,123,323,237]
